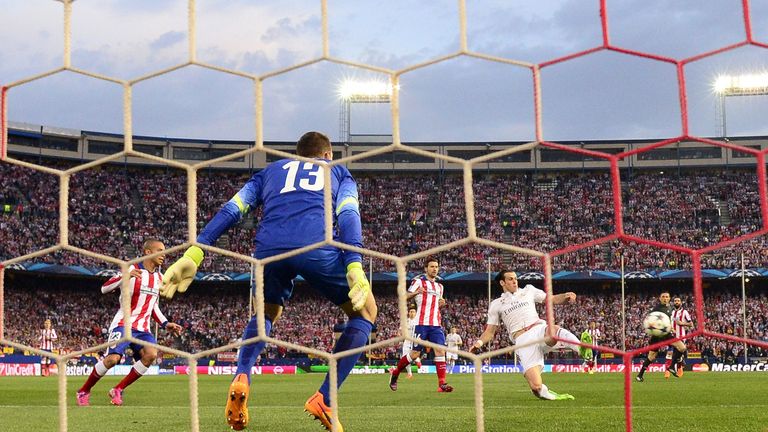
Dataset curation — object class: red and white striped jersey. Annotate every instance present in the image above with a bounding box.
[102,264,168,333]
[39,328,57,351]
[408,277,444,327]
[670,307,692,337]
[587,328,602,343]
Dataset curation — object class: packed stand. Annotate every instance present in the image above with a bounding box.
[1,160,765,273]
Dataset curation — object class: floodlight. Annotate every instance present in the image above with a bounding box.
[714,73,768,96]
[338,80,398,102]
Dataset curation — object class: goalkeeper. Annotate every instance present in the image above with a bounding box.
[162,131,375,432]
[579,328,595,374]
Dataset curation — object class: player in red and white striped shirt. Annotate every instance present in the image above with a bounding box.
[665,297,693,378]
[389,257,453,393]
[76,239,182,407]
[39,319,58,376]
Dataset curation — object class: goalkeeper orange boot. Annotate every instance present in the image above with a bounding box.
[225,373,250,431]
[304,391,343,432]
[677,362,685,377]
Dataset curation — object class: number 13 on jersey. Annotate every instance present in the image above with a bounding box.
[280,160,324,193]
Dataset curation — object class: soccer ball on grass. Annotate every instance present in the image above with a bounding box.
[642,311,672,337]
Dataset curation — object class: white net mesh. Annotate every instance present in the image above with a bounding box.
[2,1,768,431]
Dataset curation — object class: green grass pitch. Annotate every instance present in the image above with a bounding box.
[0,372,766,431]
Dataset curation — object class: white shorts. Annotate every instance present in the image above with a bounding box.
[446,351,458,360]
[402,340,414,357]
[514,323,553,372]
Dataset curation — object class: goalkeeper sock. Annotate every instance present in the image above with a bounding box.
[115,361,148,390]
[236,316,272,382]
[79,360,109,393]
[319,317,373,406]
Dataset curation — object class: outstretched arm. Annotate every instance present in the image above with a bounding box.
[551,292,576,305]
[198,174,263,247]
[162,175,263,300]
[335,169,371,312]
[470,324,499,353]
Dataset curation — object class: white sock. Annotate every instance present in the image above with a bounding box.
[94,360,109,377]
[556,328,582,355]
[132,361,149,375]
[534,383,557,400]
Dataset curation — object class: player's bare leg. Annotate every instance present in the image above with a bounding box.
[524,366,573,400]
[226,304,282,430]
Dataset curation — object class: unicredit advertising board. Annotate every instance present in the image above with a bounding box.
[0,363,40,376]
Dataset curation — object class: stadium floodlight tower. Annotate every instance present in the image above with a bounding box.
[338,79,396,146]
[714,73,768,138]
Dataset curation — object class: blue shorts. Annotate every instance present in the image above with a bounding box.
[412,325,446,352]
[106,326,157,361]
[254,247,350,307]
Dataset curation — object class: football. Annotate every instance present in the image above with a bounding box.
[643,311,672,337]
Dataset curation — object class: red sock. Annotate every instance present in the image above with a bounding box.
[115,368,142,390]
[393,355,412,377]
[79,369,103,393]
[664,358,672,368]
[435,357,447,385]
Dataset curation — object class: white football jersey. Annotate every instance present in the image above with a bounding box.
[406,318,417,338]
[446,333,462,349]
[486,285,546,343]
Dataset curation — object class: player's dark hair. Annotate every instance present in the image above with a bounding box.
[660,290,671,297]
[494,269,513,288]
[297,131,332,157]
[142,238,162,252]
[424,256,439,267]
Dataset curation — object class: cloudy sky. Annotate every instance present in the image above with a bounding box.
[2,0,768,143]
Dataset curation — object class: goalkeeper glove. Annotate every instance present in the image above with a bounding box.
[161,246,204,299]
[346,262,371,311]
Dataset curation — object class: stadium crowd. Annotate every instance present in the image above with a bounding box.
[4,282,767,363]
[1,162,763,273]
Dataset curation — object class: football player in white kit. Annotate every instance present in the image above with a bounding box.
[401,307,421,378]
[445,327,462,373]
[470,270,585,400]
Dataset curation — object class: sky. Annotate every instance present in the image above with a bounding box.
[2,0,768,143]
